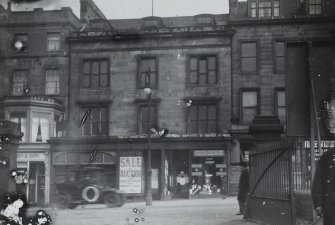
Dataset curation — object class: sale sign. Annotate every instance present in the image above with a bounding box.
[119,157,142,193]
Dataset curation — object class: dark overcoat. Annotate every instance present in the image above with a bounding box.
[311,148,335,225]
[237,168,249,202]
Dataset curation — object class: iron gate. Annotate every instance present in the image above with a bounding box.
[244,139,296,225]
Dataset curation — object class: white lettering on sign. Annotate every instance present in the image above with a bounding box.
[304,140,335,160]
[304,141,335,148]
[17,153,45,161]
[216,164,227,168]
[191,164,202,168]
[193,150,224,157]
[119,157,142,193]
[192,172,202,176]
[216,172,227,176]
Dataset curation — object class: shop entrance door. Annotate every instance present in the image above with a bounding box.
[28,162,45,206]
[171,151,189,199]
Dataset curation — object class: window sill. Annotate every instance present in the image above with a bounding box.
[45,50,62,52]
[248,16,282,19]
[134,98,161,104]
[307,14,323,17]
[80,135,109,138]
[240,72,259,76]
[44,50,63,55]
[183,97,222,104]
[80,87,110,90]
[77,99,112,105]
[137,87,158,90]
[12,51,28,55]
[230,124,250,132]
[186,83,219,88]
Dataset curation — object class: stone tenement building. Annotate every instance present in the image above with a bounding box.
[229,0,335,152]
[0,0,334,206]
[228,0,335,219]
[50,0,233,201]
[0,3,80,206]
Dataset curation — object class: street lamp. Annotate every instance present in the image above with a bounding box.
[143,87,152,206]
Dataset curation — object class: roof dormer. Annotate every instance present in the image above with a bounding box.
[88,19,113,31]
[142,16,164,29]
[195,14,216,26]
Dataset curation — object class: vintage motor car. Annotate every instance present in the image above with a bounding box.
[55,167,124,209]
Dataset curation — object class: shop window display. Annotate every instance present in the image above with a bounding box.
[190,150,226,196]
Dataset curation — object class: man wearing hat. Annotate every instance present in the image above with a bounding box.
[236,161,249,215]
[312,148,335,225]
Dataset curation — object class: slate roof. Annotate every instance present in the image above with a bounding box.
[109,14,229,30]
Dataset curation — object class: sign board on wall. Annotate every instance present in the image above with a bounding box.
[304,140,335,148]
[191,164,202,176]
[17,153,45,161]
[119,157,142,193]
[216,164,227,176]
[304,140,335,161]
[193,150,224,157]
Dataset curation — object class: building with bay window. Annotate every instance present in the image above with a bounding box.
[0,4,80,206]
[0,0,333,207]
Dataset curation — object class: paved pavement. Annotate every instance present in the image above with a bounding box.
[26,197,260,225]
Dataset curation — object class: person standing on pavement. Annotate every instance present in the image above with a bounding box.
[236,161,249,215]
[311,147,335,225]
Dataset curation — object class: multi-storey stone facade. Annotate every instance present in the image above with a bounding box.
[228,0,335,218]
[1,0,334,206]
[0,3,80,206]
[228,0,335,149]
[50,0,234,201]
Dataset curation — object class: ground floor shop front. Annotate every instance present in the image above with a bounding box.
[16,143,51,207]
[49,136,233,203]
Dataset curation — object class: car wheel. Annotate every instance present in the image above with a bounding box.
[57,193,71,209]
[82,186,100,203]
[103,192,122,208]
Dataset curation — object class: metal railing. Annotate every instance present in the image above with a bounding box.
[245,139,296,225]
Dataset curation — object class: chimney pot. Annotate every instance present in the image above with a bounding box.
[7,2,11,12]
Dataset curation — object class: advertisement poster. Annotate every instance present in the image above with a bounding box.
[119,157,142,193]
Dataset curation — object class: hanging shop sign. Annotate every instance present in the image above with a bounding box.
[119,156,142,193]
[244,151,249,162]
[216,164,226,176]
[205,158,215,164]
[191,164,202,176]
[193,150,224,157]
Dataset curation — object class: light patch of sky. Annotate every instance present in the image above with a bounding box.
[0,0,229,19]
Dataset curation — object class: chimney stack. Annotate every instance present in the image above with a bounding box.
[229,0,238,18]
[7,2,11,12]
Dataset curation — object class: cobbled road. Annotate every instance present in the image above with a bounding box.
[26,197,259,225]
